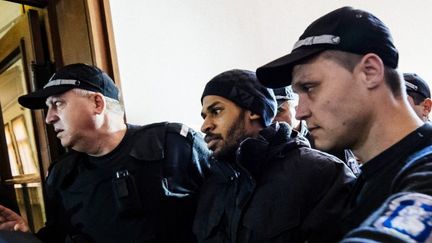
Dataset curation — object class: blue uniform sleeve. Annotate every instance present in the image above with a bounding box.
[342,192,432,243]
[342,149,432,242]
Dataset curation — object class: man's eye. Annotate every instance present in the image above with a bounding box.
[300,84,315,93]
[212,108,222,115]
[54,101,63,107]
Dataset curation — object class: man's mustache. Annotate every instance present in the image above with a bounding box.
[204,133,222,143]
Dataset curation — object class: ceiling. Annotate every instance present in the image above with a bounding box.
[0,1,22,39]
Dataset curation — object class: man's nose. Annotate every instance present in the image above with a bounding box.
[201,117,214,134]
[295,99,311,121]
[45,108,58,124]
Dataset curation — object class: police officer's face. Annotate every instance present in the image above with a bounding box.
[201,95,253,160]
[291,53,369,152]
[274,101,296,126]
[45,89,96,151]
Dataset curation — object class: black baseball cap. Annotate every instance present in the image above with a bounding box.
[256,6,399,88]
[201,69,277,127]
[273,87,295,107]
[18,63,119,109]
[404,73,431,99]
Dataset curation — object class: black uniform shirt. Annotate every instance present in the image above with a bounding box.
[340,122,432,240]
[38,123,211,243]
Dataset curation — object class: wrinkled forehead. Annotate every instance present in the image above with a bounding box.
[45,89,76,104]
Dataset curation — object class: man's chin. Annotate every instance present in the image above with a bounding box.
[211,149,222,159]
[59,139,71,148]
[313,143,329,152]
[314,140,340,153]
[212,147,236,162]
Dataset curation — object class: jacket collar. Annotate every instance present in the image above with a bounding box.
[236,122,306,179]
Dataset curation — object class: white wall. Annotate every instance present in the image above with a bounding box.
[110,0,432,130]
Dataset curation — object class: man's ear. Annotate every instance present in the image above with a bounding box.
[93,93,106,114]
[249,112,261,122]
[356,53,385,90]
[422,98,432,117]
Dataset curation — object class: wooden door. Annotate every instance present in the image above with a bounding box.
[0,8,52,232]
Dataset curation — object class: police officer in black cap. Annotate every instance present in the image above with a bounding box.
[273,87,313,144]
[0,63,211,243]
[404,72,432,121]
[195,69,355,242]
[273,87,297,125]
[272,86,312,142]
[257,6,432,242]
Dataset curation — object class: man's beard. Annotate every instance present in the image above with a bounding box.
[213,111,249,162]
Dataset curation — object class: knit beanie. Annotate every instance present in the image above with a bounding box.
[201,69,277,126]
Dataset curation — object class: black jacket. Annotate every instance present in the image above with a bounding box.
[341,123,432,242]
[193,123,355,243]
[36,122,211,243]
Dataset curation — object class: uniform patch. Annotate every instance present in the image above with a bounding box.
[372,193,432,242]
[180,124,189,137]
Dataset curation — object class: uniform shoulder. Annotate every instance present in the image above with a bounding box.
[289,147,355,178]
[392,144,432,193]
[296,146,345,165]
[165,122,199,142]
[129,122,208,160]
[132,122,197,143]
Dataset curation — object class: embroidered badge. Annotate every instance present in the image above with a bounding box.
[180,124,189,137]
[372,193,432,242]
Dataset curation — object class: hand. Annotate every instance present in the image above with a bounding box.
[0,205,30,232]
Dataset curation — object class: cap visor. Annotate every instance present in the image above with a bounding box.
[277,100,286,107]
[18,86,73,109]
[257,46,326,88]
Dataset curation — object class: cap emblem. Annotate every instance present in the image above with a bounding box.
[43,79,80,89]
[405,82,418,91]
[293,34,340,50]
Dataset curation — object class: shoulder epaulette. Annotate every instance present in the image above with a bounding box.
[165,122,195,142]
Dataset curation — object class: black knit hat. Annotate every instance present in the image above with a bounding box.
[18,63,119,109]
[201,69,277,126]
[257,6,399,88]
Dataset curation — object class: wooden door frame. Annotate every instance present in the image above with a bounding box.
[5,0,121,94]
[0,10,50,230]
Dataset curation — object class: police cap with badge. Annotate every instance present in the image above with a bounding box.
[18,63,119,109]
[256,6,398,88]
[273,86,295,108]
[404,73,431,104]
